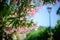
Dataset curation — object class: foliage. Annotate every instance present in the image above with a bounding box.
[56,7,60,15]
[53,20,60,40]
[0,0,34,40]
[24,28,50,40]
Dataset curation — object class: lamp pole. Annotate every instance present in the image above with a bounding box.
[47,6,52,40]
[47,6,52,30]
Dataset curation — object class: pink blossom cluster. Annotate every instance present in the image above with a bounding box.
[4,25,39,34]
[25,16,29,19]
[4,29,14,34]
[4,27,29,34]
[53,0,57,5]
[27,8,37,16]
[15,27,28,33]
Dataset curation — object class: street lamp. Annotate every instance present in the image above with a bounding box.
[47,6,52,29]
[47,5,52,40]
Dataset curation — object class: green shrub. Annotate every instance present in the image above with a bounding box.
[25,28,50,40]
[53,20,60,40]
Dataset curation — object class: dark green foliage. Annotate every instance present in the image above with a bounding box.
[57,7,60,15]
[43,0,51,4]
[53,20,60,40]
[25,28,50,40]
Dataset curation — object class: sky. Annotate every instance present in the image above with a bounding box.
[31,1,60,27]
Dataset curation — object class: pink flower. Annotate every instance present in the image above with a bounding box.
[4,29,14,34]
[27,11,32,14]
[9,29,14,34]
[30,8,37,16]
[15,27,20,32]
[4,30,10,34]
[27,8,37,16]
[15,27,29,33]
[23,27,28,32]
[19,27,25,33]
[53,1,57,5]
[25,16,29,18]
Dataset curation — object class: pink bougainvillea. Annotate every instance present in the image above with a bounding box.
[4,25,39,34]
[25,16,29,19]
[27,6,44,17]
[15,27,28,33]
[15,27,21,32]
[4,26,30,34]
[4,29,14,34]
[53,1,57,5]
[23,27,28,32]
[27,8,37,16]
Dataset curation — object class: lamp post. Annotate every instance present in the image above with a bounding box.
[47,6,52,40]
[47,6,52,29]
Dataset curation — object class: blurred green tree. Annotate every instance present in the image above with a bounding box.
[25,28,50,40]
[53,20,60,40]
